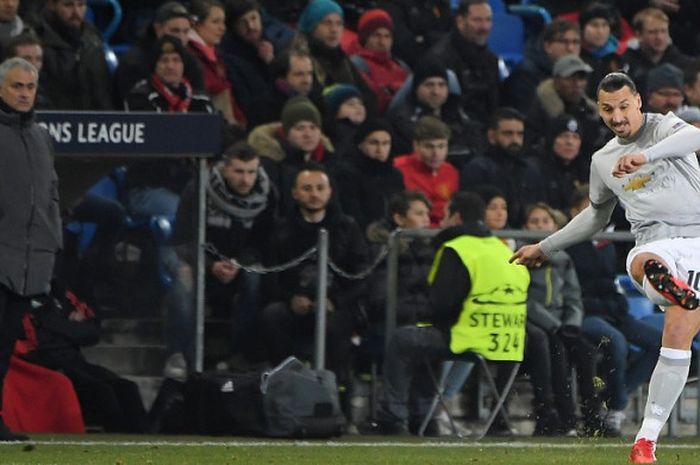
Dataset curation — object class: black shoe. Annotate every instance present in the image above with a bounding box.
[644,259,699,310]
[358,419,409,436]
[0,421,28,442]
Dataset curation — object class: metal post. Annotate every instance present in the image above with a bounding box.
[194,158,207,373]
[384,229,400,352]
[314,228,329,370]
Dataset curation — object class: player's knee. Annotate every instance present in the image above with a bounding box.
[663,324,695,350]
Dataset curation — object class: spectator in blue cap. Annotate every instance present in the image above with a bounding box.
[322,83,367,157]
[298,0,377,115]
[298,0,343,36]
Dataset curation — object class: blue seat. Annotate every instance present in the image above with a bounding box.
[488,13,526,73]
[615,274,655,319]
[67,167,174,289]
[87,0,125,75]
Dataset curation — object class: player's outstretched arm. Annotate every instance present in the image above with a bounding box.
[509,243,546,267]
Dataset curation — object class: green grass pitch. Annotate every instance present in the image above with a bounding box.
[1,435,700,465]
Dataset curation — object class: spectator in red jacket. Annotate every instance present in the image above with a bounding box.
[350,8,409,115]
[393,116,458,227]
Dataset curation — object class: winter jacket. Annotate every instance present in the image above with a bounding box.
[526,79,607,154]
[365,220,434,325]
[35,12,114,110]
[460,146,546,227]
[247,122,337,215]
[566,240,631,324]
[388,93,483,159]
[350,47,409,115]
[115,31,204,101]
[527,149,589,212]
[335,147,404,233]
[525,248,584,334]
[377,0,452,68]
[429,29,500,126]
[0,105,61,296]
[219,31,274,115]
[502,41,552,113]
[265,205,368,314]
[170,165,277,271]
[623,44,694,94]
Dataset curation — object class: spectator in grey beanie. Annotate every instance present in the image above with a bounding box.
[645,63,684,114]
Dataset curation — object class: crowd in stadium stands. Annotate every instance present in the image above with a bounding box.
[4,0,700,437]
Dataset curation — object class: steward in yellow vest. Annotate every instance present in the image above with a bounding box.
[361,192,529,435]
[429,231,530,361]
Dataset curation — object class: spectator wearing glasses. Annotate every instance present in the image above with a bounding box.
[504,20,582,114]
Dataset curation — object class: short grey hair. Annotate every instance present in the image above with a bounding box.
[0,57,38,86]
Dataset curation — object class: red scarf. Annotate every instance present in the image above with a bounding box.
[150,74,193,112]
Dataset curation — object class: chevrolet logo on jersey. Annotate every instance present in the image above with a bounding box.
[624,174,652,191]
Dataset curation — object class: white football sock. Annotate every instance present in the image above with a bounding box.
[635,347,691,442]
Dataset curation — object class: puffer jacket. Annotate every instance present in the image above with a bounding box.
[0,107,62,296]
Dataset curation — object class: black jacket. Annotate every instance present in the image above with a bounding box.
[460,146,546,227]
[528,149,589,212]
[566,240,630,324]
[502,41,552,113]
[0,104,62,296]
[35,12,114,110]
[219,32,274,116]
[377,0,453,68]
[388,92,483,159]
[265,205,368,314]
[429,29,500,126]
[335,147,404,233]
[428,222,490,334]
[366,220,434,325]
[170,167,278,271]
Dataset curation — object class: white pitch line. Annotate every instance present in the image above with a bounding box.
[1,440,698,450]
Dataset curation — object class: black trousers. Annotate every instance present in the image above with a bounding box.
[0,285,30,414]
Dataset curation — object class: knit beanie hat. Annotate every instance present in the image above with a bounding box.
[646,63,683,94]
[578,3,614,29]
[546,114,581,147]
[281,96,322,133]
[411,58,448,93]
[354,118,393,144]
[357,9,393,45]
[323,83,362,117]
[151,35,188,71]
[298,0,344,35]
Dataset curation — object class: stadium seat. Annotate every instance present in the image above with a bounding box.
[487,13,526,72]
[86,0,125,74]
[417,350,520,439]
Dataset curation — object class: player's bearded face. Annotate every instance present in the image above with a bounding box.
[598,87,642,138]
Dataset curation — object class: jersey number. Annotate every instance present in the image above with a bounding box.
[687,270,700,292]
[488,332,521,353]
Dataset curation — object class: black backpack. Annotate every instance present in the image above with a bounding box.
[183,357,346,438]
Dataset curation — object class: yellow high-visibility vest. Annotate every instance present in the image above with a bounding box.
[429,235,530,361]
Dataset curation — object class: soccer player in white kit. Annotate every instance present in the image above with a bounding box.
[511,72,700,463]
